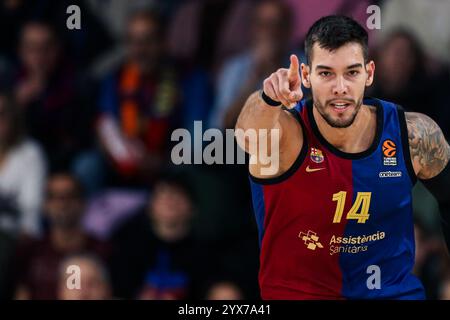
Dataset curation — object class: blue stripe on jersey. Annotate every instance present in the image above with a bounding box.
[249,179,266,247]
[339,98,425,299]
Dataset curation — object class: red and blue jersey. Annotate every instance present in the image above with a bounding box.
[249,97,425,300]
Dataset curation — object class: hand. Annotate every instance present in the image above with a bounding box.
[262,54,303,108]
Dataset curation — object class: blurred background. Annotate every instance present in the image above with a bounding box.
[0,0,449,300]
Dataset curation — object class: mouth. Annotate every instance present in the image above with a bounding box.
[329,101,353,113]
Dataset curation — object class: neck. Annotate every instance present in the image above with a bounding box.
[152,221,189,243]
[51,226,86,252]
[312,104,376,153]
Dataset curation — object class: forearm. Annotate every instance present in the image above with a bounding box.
[235,90,283,132]
[235,55,303,154]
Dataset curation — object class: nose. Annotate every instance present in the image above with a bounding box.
[332,76,348,96]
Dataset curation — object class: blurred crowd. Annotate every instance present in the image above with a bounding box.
[0,0,449,300]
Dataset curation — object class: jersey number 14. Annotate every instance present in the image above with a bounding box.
[332,191,372,224]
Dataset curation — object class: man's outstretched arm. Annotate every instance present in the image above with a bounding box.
[406,112,450,251]
[235,54,303,155]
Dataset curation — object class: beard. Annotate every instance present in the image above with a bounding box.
[311,90,364,128]
[49,210,82,229]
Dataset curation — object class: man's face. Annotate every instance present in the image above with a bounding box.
[378,35,416,88]
[252,1,290,47]
[301,42,375,128]
[149,183,192,227]
[126,17,162,74]
[20,24,59,76]
[45,175,84,229]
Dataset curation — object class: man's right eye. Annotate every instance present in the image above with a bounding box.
[319,71,331,77]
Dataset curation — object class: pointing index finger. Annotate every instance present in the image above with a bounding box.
[288,54,300,81]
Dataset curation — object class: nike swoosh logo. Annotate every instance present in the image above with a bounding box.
[306,165,325,172]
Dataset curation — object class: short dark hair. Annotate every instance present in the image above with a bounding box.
[20,19,61,44]
[304,15,368,65]
[126,8,166,40]
[153,171,196,205]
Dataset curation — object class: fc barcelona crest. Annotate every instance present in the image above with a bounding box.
[310,147,324,163]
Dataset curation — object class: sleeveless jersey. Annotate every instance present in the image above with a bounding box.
[249,97,425,300]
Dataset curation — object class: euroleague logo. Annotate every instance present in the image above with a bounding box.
[382,139,396,157]
[382,139,397,166]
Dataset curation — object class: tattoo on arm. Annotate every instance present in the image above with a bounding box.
[406,112,450,179]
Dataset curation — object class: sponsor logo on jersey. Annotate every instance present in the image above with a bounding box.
[298,230,323,250]
[379,171,402,178]
[329,231,386,256]
[298,229,387,255]
[382,139,397,166]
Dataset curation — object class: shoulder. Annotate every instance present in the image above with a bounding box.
[405,112,450,179]
[9,139,46,163]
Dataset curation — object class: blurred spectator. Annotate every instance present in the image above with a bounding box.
[41,0,115,70]
[370,30,430,113]
[206,281,244,300]
[14,21,94,173]
[86,0,186,79]
[439,274,450,300]
[0,0,113,68]
[168,0,241,71]
[13,172,110,300]
[381,0,450,65]
[369,29,450,137]
[414,221,450,299]
[58,253,113,300]
[0,92,46,237]
[109,174,211,299]
[0,91,46,299]
[284,0,378,48]
[97,9,210,186]
[0,0,38,62]
[209,0,295,129]
[86,0,182,42]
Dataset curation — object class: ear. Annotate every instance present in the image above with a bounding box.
[301,63,311,88]
[365,60,375,87]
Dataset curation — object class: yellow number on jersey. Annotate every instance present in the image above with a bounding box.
[332,191,372,224]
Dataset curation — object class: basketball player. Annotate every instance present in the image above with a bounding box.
[236,15,450,299]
